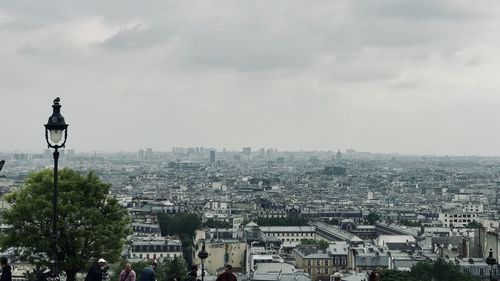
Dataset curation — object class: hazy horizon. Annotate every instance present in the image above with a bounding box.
[2,1,500,155]
[3,147,500,159]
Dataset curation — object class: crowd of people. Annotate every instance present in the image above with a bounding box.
[82,259,237,281]
[0,256,386,281]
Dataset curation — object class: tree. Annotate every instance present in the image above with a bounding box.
[110,258,188,281]
[379,269,410,281]
[379,258,476,281]
[365,212,380,225]
[399,219,421,227]
[418,258,475,281]
[300,239,329,250]
[158,213,202,237]
[465,220,484,230]
[160,256,188,281]
[158,213,202,266]
[203,219,231,228]
[0,168,131,281]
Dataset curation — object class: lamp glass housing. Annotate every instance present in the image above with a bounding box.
[49,129,63,144]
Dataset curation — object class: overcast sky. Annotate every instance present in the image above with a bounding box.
[2,1,500,155]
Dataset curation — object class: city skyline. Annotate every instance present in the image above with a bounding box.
[2,1,500,155]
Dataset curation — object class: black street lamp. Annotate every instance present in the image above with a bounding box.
[486,248,497,281]
[197,241,208,281]
[44,97,68,281]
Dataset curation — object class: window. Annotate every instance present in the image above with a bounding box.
[480,268,484,276]
[325,260,329,266]
[317,260,320,266]
[308,260,312,266]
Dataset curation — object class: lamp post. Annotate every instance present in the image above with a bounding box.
[486,248,497,281]
[44,97,69,281]
[197,241,208,281]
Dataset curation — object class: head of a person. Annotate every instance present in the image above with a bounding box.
[224,264,232,272]
[124,263,132,273]
[368,271,380,281]
[98,258,106,267]
[333,272,341,281]
[0,257,7,267]
[152,261,158,271]
[190,265,198,273]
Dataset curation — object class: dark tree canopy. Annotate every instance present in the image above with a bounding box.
[300,239,329,250]
[0,168,131,281]
[365,212,380,225]
[157,213,202,266]
[110,258,188,281]
[465,220,484,229]
[379,258,476,281]
[157,213,201,237]
[203,218,231,229]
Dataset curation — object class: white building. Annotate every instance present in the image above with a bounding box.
[438,212,478,228]
[259,226,316,243]
[128,237,183,261]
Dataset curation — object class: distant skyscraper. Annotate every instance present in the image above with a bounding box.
[145,148,153,159]
[209,150,216,163]
[139,149,145,159]
[243,147,251,155]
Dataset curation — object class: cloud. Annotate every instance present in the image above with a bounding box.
[1,1,500,155]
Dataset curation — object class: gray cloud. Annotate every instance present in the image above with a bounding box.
[1,1,500,155]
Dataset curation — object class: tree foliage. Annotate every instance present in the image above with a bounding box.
[203,219,231,229]
[157,213,202,266]
[0,168,131,281]
[109,257,187,281]
[158,213,201,237]
[322,218,340,225]
[399,219,421,227]
[159,256,188,281]
[380,258,476,281]
[300,239,329,250]
[365,212,380,225]
[465,220,484,229]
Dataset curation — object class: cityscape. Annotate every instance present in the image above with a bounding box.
[0,145,499,280]
[2,1,500,281]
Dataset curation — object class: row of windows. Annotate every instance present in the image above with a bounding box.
[284,238,305,242]
[306,267,344,275]
[132,253,178,259]
[267,232,314,237]
[306,258,346,266]
[444,214,476,218]
[444,219,472,223]
[132,245,182,252]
